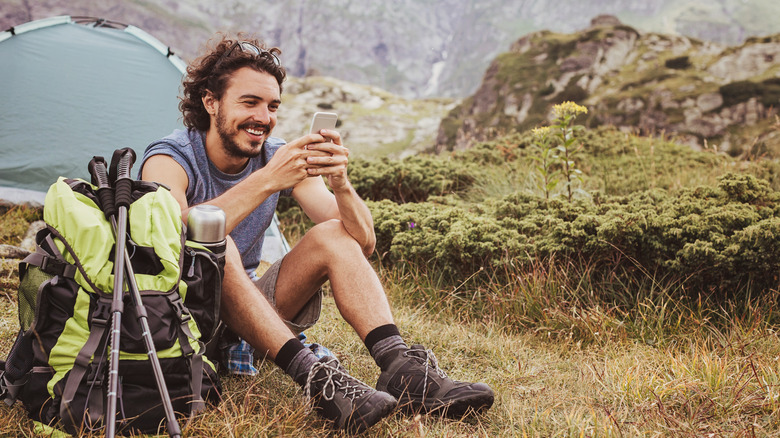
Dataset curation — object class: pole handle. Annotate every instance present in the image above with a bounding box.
[87,156,115,219]
[109,148,137,209]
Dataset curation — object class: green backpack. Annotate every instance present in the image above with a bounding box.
[1,175,224,435]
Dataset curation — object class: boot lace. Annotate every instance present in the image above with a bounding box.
[405,347,449,400]
[303,357,372,411]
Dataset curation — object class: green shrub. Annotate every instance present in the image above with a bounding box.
[552,82,588,104]
[665,56,691,70]
[538,83,555,96]
[347,155,477,203]
[370,199,527,279]
[720,79,780,108]
[759,78,780,107]
[369,173,780,296]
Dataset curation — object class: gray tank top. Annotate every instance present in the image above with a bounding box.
[139,129,292,273]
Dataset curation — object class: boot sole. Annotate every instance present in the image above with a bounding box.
[394,390,494,418]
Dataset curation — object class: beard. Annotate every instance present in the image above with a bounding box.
[215,108,266,159]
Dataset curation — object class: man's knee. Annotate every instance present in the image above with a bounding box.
[306,219,361,253]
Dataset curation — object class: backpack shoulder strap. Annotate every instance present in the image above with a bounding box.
[58,295,113,429]
[165,291,206,414]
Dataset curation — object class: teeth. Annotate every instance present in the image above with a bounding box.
[246,127,264,136]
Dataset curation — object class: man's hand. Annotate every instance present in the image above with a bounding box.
[302,129,350,191]
[260,133,336,192]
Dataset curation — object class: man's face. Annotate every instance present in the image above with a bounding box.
[210,67,281,159]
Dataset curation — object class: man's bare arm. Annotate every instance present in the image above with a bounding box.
[141,134,333,232]
[140,154,277,232]
[293,130,376,256]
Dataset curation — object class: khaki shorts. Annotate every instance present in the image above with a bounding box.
[253,256,323,334]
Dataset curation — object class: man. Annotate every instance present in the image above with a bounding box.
[139,35,494,433]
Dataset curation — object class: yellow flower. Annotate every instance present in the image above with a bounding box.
[553,101,588,119]
[531,126,551,139]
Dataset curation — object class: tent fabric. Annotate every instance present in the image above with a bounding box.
[0,16,183,191]
[0,16,290,262]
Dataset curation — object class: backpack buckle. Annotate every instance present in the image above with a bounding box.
[85,363,104,387]
[91,298,112,327]
[37,254,77,278]
[168,294,192,323]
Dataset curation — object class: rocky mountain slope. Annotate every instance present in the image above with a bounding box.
[274,76,455,159]
[1,0,778,99]
[436,16,780,154]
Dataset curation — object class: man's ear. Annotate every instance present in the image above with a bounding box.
[202,90,218,116]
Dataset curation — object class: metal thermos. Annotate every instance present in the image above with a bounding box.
[187,205,227,257]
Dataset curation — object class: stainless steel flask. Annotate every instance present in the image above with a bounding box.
[187,205,227,257]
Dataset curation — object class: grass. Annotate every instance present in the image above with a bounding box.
[3,173,780,436]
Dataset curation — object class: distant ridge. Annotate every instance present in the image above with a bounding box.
[436,16,780,154]
[1,0,778,99]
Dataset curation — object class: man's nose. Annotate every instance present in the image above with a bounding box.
[251,106,271,124]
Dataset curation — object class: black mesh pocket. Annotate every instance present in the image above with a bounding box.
[18,265,53,331]
[3,331,33,382]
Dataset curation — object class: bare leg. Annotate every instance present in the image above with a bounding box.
[219,235,398,432]
[218,237,295,359]
[274,219,395,341]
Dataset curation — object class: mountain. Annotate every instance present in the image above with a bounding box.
[274,76,455,159]
[436,15,780,154]
[2,0,778,99]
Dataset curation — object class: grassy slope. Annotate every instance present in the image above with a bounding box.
[2,199,780,436]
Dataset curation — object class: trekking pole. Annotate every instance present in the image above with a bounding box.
[95,150,130,438]
[89,151,182,438]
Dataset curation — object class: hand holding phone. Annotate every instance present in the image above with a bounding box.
[303,111,349,188]
[309,111,338,135]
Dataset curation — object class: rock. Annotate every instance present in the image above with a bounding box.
[618,98,645,113]
[745,98,761,125]
[590,15,623,28]
[20,221,46,252]
[707,42,780,82]
[436,20,780,153]
[686,117,727,138]
[697,93,723,113]
[560,55,593,73]
[275,76,454,157]
[0,244,30,260]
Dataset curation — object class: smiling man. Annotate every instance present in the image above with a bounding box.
[138,35,493,433]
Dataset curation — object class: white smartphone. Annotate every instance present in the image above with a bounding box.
[309,111,338,134]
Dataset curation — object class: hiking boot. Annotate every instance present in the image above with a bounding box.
[375,345,494,418]
[304,356,397,433]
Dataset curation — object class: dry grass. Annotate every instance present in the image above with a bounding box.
[3,208,780,437]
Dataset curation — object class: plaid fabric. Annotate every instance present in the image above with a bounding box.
[224,339,259,376]
[298,332,333,359]
[223,333,333,376]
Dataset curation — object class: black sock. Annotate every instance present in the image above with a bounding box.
[365,324,408,369]
[275,338,320,387]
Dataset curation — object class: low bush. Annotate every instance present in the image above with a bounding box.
[370,173,780,297]
[665,56,691,70]
[347,155,477,203]
[720,80,780,107]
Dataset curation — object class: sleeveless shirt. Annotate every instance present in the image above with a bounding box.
[138,128,292,273]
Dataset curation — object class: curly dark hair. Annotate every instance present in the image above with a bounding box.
[180,34,287,131]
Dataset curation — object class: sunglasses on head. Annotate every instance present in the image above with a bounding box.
[216,41,281,68]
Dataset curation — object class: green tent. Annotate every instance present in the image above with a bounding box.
[0,16,185,192]
[0,16,290,261]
